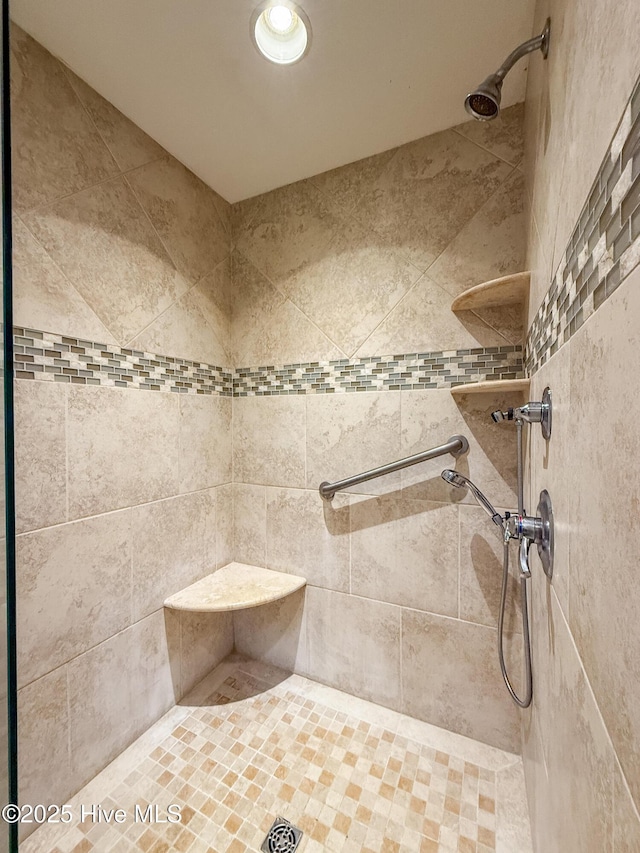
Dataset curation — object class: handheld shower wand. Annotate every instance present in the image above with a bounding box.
[441,470,503,530]
[442,467,533,708]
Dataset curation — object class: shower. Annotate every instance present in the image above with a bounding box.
[465,18,551,120]
[441,388,554,709]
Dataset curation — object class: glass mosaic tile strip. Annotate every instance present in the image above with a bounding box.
[13,328,234,396]
[526,73,640,374]
[13,331,522,397]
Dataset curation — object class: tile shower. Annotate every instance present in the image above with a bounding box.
[9,0,640,850]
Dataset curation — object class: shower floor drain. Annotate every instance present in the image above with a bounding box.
[260,816,303,853]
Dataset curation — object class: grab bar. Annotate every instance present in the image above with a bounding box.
[319,434,470,501]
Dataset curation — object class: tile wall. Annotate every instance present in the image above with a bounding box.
[522,0,640,850]
[11,23,234,825]
[14,13,534,826]
[230,99,530,753]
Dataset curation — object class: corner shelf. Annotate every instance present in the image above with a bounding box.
[450,378,530,396]
[164,562,306,612]
[450,272,530,312]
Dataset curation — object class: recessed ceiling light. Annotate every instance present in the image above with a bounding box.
[251,2,311,65]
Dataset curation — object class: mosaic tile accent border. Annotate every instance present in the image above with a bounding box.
[13,328,234,395]
[233,347,523,396]
[526,73,640,373]
[13,328,524,396]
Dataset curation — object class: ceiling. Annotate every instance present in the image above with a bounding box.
[11,0,536,202]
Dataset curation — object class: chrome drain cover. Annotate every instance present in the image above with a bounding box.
[261,817,303,853]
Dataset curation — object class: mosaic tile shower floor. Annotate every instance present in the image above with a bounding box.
[22,657,532,853]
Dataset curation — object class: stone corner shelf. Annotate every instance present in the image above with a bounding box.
[450,272,531,312]
[450,378,530,396]
[163,562,306,613]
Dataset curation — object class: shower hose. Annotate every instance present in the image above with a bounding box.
[498,537,533,708]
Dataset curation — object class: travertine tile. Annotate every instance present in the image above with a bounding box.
[528,347,571,616]
[126,156,229,284]
[128,287,230,367]
[18,668,73,816]
[429,169,526,300]
[352,129,513,271]
[568,268,640,806]
[233,395,306,489]
[400,389,519,510]
[306,586,402,710]
[62,67,165,171]
[233,588,308,674]
[233,179,341,292]
[177,610,234,697]
[455,104,525,167]
[401,609,519,752]
[231,250,286,361]
[178,394,232,494]
[23,658,530,853]
[350,496,458,615]
[215,483,234,570]
[356,273,512,357]
[23,176,191,344]
[233,483,266,567]
[496,761,533,853]
[306,392,402,497]
[17,510,132,686]
[549,0,640,272]
[238,293,345,365]
[10,24,118,213]
[13,217,116,343]
[307,147,398,218]
[67,385,180,519]
[277,215,423,356]
[68,612,176,790]
[614,759,640,852]
[132,493,207,621]
[14,379,66,534]
[539,593,614,852]
[191,258,233,361]
[266,488,350,593]
[458,504,521,632]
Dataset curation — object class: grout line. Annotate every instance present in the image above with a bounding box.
[14,215,119,347]
[450,126,522,168]
[16,482,234,538]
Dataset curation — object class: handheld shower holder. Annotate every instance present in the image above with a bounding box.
[491,386,552,439]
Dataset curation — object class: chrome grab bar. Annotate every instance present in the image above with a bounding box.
[319,434,470,501]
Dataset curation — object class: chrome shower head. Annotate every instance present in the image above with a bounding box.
[464,75,503,121]
[441,469,467,488]
[441,469,504,529]
[465,19,550,121]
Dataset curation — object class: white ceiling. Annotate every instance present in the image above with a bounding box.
[11,0,536,202]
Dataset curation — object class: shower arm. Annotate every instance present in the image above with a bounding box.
[319,434,469,501]
[493,23,550,83]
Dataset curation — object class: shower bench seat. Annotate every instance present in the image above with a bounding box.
[163,562,306,612]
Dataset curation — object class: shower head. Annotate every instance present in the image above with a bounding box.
[441,469,467,488]
[465,18,551,121]
[441,469,504,529]
[465,75,503,121]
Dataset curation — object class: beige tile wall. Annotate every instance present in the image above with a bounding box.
[11,22,234,822]
[231,105,526,364]
[232,389,525,753]
[523,0,640,849]
[14,12,532,820]
[230,107,530,753]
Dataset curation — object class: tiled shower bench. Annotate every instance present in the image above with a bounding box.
[163,562,307,612]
